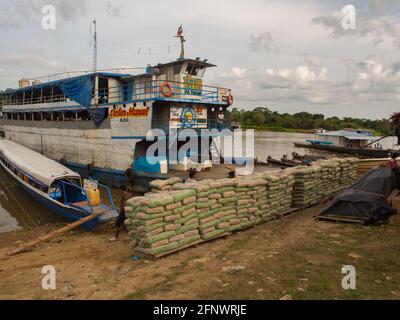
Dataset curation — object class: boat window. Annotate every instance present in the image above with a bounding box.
[197,67,205,77]
[174,64,183,75]
[32,88,41,104]
[33,112,41,121]
[98,77,109,104]
[77,110,91,121]
[63,111,76,121]
[186,63,201,76]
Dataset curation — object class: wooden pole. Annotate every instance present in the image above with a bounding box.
[7,213,98,256]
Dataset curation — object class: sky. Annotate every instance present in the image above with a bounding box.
[0,0,400,120]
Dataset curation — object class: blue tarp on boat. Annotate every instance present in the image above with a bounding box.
[134,156,167,173]
[57,76,95,108]
[89,108,108,128]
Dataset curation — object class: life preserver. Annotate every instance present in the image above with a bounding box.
[227,94,234,105]
[161,82,173,97]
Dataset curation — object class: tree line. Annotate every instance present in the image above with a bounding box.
[227,107,393,136]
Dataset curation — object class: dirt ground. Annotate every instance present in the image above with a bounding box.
[1,203,400,300]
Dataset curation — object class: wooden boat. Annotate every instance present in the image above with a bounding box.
[267,156,299,168]
[293,142,391,158]
[0,139,118,230]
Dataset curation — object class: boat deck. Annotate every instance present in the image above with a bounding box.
[72,202,118,223]
[168,164,280,180]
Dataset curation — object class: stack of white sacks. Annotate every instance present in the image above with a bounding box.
[125,189,201,257]
[124,157,359,257]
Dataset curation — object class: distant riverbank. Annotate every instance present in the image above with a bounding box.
[240,124,383,136]
[240,125,315,134]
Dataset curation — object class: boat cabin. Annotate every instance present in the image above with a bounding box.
[316,129,375,148]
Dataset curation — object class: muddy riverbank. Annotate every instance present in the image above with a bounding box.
[1,202,399,300]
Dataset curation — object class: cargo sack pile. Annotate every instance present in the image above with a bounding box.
[125,158,359,258]
[262,170,295,216]
[149,177,183,192]
[124,189,201,257]
[232,176,266,231]
[292,166,323,207]
[314,158,359,198]
[174,179,239,240]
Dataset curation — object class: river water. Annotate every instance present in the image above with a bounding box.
[0,131,397,233]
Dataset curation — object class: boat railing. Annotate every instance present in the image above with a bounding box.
[59,180,94,213]
[150,119,233,133]
[0,93,68,106]
[96,182,116,211]
[1,79,231,108]
[96,79,230,105]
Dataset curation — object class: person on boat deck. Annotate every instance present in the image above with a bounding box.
[389,152,400,189]
[186,168,197,183]
[388,152,399,169]
[110,185,132,242]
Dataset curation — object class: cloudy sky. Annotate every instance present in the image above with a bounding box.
[0,0,399,119]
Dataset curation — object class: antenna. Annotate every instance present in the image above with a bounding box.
[174,25,185,60]
[91,20,97,72]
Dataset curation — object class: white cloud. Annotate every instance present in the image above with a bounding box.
[213,56,400,107]
[0,0,88,29]
[231,67,247,78]
[249,32,278,53]
[312,5,400,48]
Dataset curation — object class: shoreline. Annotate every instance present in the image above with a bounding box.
[1,202,399,299]
[240,125,384,136]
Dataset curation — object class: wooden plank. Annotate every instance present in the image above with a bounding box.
[317,215,366,224]
[135,240,205,259]
[7,213,98,256]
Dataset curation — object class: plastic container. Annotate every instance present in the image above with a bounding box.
[86,187,101,207]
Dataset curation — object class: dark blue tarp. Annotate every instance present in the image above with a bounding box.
[318,168,397,223]
[134,156,167,173]
[58,76,94,108]
[89,108,108,128]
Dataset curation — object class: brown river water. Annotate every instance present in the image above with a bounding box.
[0,131,397,233]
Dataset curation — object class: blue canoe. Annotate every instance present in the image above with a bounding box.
[0,139,118,230]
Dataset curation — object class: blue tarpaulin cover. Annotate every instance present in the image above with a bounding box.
[89,108,108,128]
[134,156,167,173]
[57,76,94,108]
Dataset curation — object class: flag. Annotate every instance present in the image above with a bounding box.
[177,25,183,37]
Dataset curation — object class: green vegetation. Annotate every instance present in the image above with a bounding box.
[228,107,393,136]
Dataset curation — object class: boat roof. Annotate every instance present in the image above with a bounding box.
[154,58,216,69]
[316,130,375,141]
[6,72,131,94]
[0,139,80,186]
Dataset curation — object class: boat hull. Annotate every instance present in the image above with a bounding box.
[294,142,390,158]
[0,162,102,230]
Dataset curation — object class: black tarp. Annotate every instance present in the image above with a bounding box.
[318,167,396,223]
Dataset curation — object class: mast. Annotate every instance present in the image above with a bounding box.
[91,20,97,72]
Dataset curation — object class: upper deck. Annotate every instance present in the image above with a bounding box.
[0,59,232,112]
